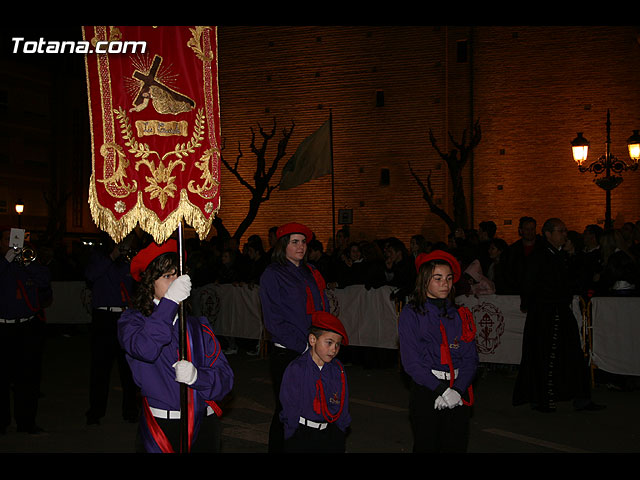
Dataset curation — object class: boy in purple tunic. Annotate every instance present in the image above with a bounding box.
[398,250,478,453]
[118,240,234,453]
[279,311,351,453]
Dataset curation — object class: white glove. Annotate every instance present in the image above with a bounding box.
[434,395,448,410]
[173,360,198,385]
[5,249,17,262]
[164,275,191,304]
[442,388,463,408]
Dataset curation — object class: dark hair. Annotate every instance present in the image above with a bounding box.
[408,259,455,313]
[246,234,264,253]
[584,224,604,242]
[490,237,509,253]
[132,252,179,316]
[271,233,308,266]
[479,221,497,238]
[309,326,343,344]
[308,239,323,253]
[519,216,536,229]
[541,218,563,235]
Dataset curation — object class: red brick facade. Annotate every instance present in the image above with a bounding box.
[216,25,640,248]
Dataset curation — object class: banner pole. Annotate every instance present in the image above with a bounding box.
[177,221,189,453]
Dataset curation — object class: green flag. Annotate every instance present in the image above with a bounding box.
[280,119,332,190]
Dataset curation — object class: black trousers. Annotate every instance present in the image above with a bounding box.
[87,309,139,422]
[268,344,300,453]
[409,380,471,453]
[284,422,346,453]
[0,316,45,431]
[135,413,222,453]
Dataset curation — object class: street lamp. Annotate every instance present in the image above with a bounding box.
[571,109,640,230]
[15,199,24,228]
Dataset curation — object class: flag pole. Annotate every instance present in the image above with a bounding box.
[329,109,336,250]
[177,220,189,453]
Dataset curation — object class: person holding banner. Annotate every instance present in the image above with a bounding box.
[259,222,330,453]
[118,240,234,453]
[398,250,478,453]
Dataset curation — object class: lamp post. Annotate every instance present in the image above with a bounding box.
[571,109,640,230]
[15,199,24,228]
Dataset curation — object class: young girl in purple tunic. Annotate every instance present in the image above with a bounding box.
[118,240,234,453]
[398,250,478,453]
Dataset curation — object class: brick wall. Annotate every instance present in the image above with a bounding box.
[472,26,640,242]
[216,25,640,249]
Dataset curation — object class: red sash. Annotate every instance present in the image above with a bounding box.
[313,360,346,423]
[438,306,476,406]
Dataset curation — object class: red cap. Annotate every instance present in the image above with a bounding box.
[130,239,178,281]
[311,311,349,345]
[415,250,461,283]
[276,222,313,242]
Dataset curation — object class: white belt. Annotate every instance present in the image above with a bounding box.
[432,369,458,380]
[0,317,32,324]
[299,417,327,430]
[97,306,126,312]
[150,405,216,419]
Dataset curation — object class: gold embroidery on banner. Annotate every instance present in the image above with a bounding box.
[130,54,195,115]
[188,147,220,199]
[135,120,189,137]
[136,158,185,209]
[187,26,214,62]
[97,142,138,197]
[90,26,121,47]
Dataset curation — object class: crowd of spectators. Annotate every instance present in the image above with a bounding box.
[34,217,640,302]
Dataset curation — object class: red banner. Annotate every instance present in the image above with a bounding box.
[83,26,220,243]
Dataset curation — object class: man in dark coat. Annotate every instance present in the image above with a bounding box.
[507,216,544,298]
[512,218,604,413]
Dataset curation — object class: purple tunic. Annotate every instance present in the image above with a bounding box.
[259,261,328,353]
[84,250,132,308]
[118,298,234,451]
[398,300,478,395]
[0,257,51,319]
[279,350,351,439]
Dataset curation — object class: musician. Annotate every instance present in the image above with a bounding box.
[0,226,52,434]
[84,233,139,425]
[118,240,233,453]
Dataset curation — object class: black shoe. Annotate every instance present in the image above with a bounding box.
[575,401,606,412]
[17,425,46,435]
[533,405,557,413]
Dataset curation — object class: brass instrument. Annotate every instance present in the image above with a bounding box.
[12,245,37,265]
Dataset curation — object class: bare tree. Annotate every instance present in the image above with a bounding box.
[220,117,295,240]
[409,119,481,233]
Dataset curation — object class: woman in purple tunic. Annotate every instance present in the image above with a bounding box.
[398,250,478,453]
[118,240,234,453]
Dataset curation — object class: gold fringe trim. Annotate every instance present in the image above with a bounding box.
[89,174,219,244]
